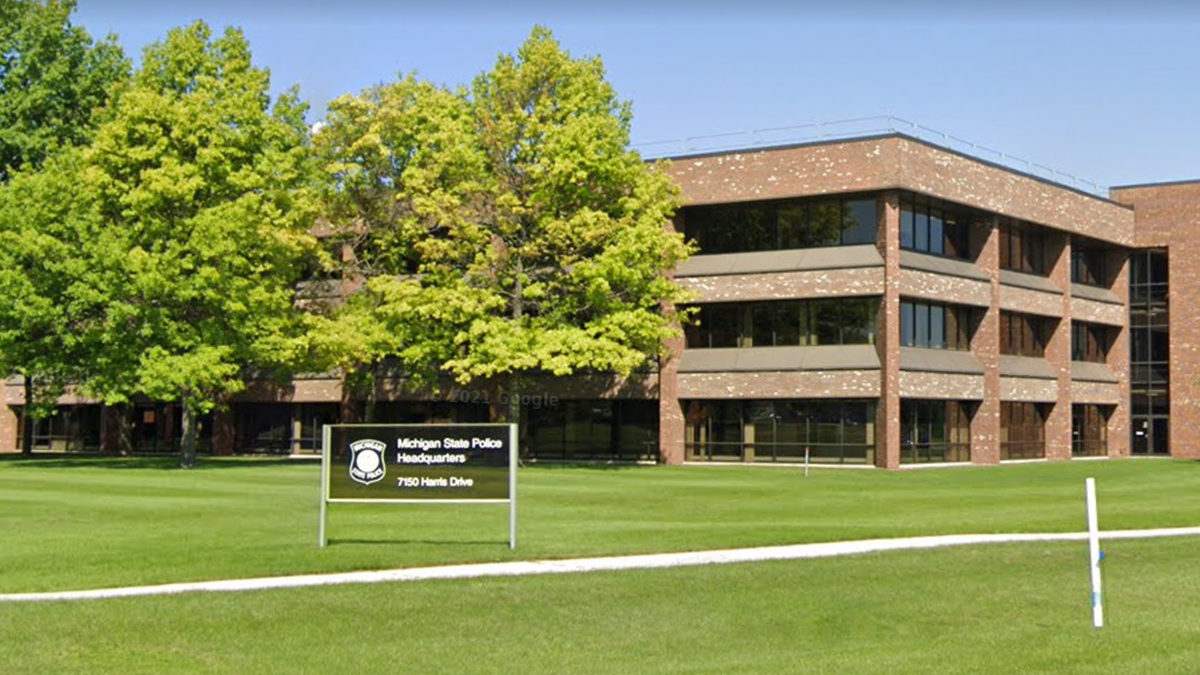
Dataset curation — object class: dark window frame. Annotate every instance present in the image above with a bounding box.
[900,399,971,463]
[685,298,880,349]
[899,194,971,260]
[999,219,1048,275]
[682,194,878,255]
[1000,401,1047,460]
[1071,321,1111,363]
[1000,311,1054,358]
[900,300,971,350]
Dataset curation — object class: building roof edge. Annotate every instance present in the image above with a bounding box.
[653,132,1131,210]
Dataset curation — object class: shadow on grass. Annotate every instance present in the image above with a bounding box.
[521,460,651,472]
[0,453,312,471]
[327,538,508,548]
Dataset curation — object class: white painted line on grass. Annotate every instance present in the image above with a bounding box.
[4,526,1200,603]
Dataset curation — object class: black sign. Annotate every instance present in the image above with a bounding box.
[326,424,513,501]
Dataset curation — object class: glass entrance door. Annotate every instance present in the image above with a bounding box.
[1132,416,1169,455]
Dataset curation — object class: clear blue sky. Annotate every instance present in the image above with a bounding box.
[72,1,1200,192]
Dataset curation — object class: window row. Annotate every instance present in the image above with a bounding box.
[681,195,877,254]
[1129,250,1167,306]
[1071,322,1112,363]
[900,194,971,259]
[684,399,877,464]
[1070,244,1110,288]
[1000,311,1055,358]
[687,300,1118,361]
[901,399,972,463]
[1072,404,1109,457]
[1000,401,1047,460]
[999,402,1113,459]
[685,299,878,349]
[900,301,973,350]
[999,219,1048,276]
[526,400,659,461]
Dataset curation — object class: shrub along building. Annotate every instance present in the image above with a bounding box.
[2,132,1194,466]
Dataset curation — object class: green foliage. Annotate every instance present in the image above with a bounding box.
[315,27,691,410]
[0,0,128,181]
[0,0,126,435]
[0,19,319,463]
[76,22,319,463]
[0,148,99,417]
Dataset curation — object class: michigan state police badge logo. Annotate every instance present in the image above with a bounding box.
[348,439,386,486]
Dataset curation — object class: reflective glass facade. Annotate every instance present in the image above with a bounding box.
[1129,250,1169,455]
[685,299,879,349]
[684,399,877,464]
[683,194,877,254]
[899,400,971,463]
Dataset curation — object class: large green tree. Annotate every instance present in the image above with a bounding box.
[0,149,101,451]
[78,21,318,466]
[0,0,127,181]
[0,0,126,453]
[315,27,690,431]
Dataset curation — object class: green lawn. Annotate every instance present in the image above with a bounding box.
[1,456,1198,593]
[1,456,1198,674]
[2,538,1198,674]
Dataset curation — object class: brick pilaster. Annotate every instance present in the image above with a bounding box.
[876,191,902,469]
[971,216,1001,464]
[1046,234,1073,460]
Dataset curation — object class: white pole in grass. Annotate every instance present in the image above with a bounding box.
[804,446,810,477]
[509,422,518,550]
[318,424,331,548]
[1086,477,1104,628]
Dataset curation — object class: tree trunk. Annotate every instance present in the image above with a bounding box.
[506,372,521,426]
[364,361,378,424]
[180,401,198,468]
[508,256,525,455]
[119,405,134,456]
[506,372,527,461]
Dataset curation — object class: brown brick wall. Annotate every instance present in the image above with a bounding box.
[668,136,1135,245]
[0,404,16,453]
[897,270,991,307]
[1112,182,1200,459]
[1070,382,1122,405]
[1069,297,1125,326]
[999,286,1064,317]
[1000,378,1059,402]
[898,373,984,400]
[1045,234,1073,461]
[677,268,884,303]
[1105,252,1131,458]
[876,192,902,469]
[676,371,881,400]
[971,217,1001,464]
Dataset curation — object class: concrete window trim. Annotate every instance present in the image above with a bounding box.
[677,345,881,373]
[1069,282,1122,305]
[999,355,1057,380]
[898,347,985,375]
[1070,361,1120,384]
[675,244,883,278]
[898,249,990,282]
[999,269,1064,295]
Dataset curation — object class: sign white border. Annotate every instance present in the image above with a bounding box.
[318,423,517,549]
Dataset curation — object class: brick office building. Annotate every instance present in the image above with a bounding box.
[2,132,1196,466]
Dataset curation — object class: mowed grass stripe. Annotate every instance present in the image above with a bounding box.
[1,537,1198,675]
[1,456,1198,594]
